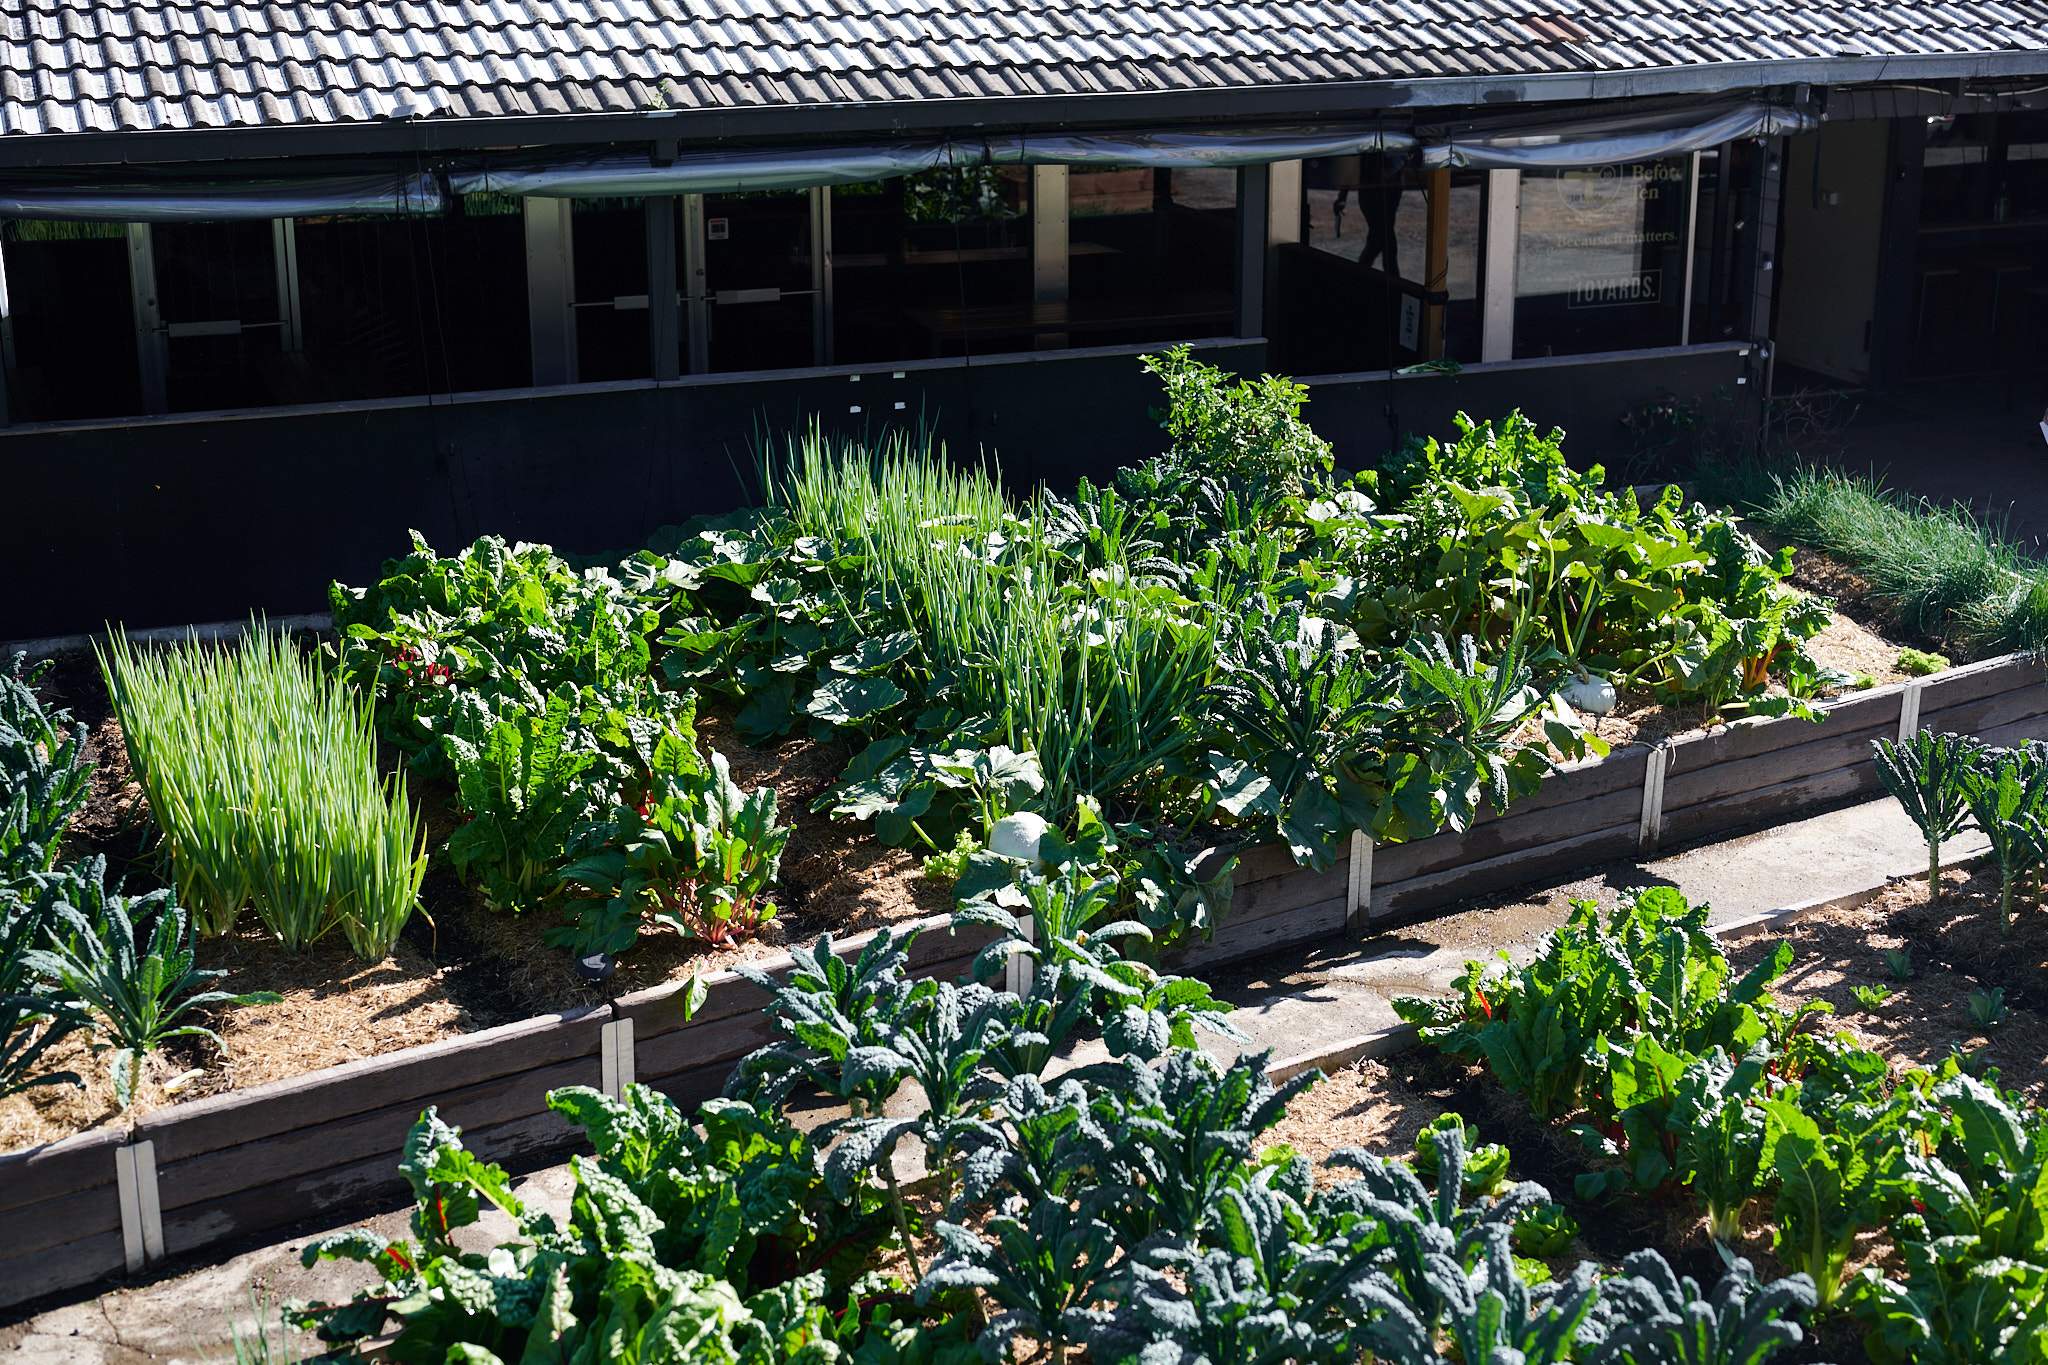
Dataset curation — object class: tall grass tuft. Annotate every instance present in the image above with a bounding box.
[1739,464,2048,658]
[100,620,428,958]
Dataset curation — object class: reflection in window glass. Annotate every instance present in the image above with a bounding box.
[1303,153,1423,283]
[1921,115,1997,225]
[1284,161,1482,371]
[572,198,650,382]
[1,220,142,421]
[831,167,1031,362]
[1514,158,1691,359]
[1067,166,1237,345]
[291,192,530,402]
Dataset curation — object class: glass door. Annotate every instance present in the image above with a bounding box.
[684,189,821,373]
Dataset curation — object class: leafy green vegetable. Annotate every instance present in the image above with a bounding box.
[445,687,605,914]
[1873,730,1978,887]
[0,652,92,882]
[24,872,280,1106]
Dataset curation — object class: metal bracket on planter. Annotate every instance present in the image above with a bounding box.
[1898,679,1926,742]
[1346,831,1375,930]
[1639,746,1670,852]
[600,1018,636,1100]
[1005,913,1036,997]
[115,1139,163,1273]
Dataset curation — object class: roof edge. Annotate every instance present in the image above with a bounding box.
[3,49,2045,171]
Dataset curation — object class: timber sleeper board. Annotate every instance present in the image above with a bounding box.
[1660,685,1905,773]
[1916,680,2048,740]
[614,911,988,1040]
[1371,822,1643,924]
[4,655,2038,1309]
[0,1174,122,1263]
[1658,763,1878,849]
[156,1108,579,1262]
[1167,894,1349,972]
[1974,712,2048,748]
[1660,719,1897,815]
[1474,744,1650,817]
[0,1229,127,1311]
[135,1006,609,1167]
[1371,781,1647,886]
[151,1052,599,1216]
[0,1123,125,1214]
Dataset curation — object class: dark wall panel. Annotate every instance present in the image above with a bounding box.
[0,341,1261,639]
[1,339,1758,640]
[1301,341,1762,471]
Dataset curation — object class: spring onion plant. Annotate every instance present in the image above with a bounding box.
[100,621,428,958]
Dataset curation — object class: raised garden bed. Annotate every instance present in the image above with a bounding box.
[1259,868,2048,1365]
[4,647,2042,1311]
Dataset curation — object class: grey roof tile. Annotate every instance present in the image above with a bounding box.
[2,0,2047,138]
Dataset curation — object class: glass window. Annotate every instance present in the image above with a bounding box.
[572,197,650,382]
[1303,153,1425,283]
[1282,161,1481,371]
[290,191,530,402]
[693,189,817,373]
[1921,115,1997,225]
[1067,165,1237,345]
[1513,157,1692,359]
[1,219,142,421]
[831,166,1032,362]
[152,217,283,411]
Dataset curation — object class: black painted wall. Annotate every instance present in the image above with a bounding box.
[1300,341,1762,473]
[0,338,1757,640]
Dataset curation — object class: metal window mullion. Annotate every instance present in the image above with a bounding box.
[0,230,12,425]
[1235,163,1269,338]
[127,223,167,414]
[522,198,576,386]
[1680,150,1702,347]
[682,193,708,374]
[1031,165,1069,304]
[272,218,302,352]
[1480,169,1520,363]
[810,186,832,365]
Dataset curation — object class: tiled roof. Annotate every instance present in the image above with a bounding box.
[3,0,2048,138]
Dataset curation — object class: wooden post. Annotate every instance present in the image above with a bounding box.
[1422,168,1451,360]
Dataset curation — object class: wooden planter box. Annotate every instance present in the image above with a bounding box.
[4,653,2042,1311]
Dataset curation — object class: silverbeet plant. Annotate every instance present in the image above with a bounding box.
[25,876,280,1106]
[1957,743,2048,932]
